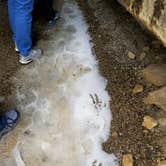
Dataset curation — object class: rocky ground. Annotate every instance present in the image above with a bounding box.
[0,0,166,166]
[77,0,166,165]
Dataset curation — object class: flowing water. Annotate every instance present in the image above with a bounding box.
[0,1,118,166]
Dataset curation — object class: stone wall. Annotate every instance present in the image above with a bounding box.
[117,0,166,47]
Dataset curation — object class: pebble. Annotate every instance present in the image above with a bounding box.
[158,118,166,127]
[132,84,144,94]
[122,154,133,166]
[128,51,136,59]
[143,129,148,134]
[143,46,150,52]
[112,131,118,138]
[142,116,158,130]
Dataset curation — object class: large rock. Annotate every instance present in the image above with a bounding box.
[145,86,166,111]
[117,0,166,47]
[143,64,166,86]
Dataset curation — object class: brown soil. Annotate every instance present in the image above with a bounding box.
[0,1,20,112]
[77,0,166,165]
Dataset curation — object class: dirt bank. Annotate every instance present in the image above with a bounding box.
[77,0,166,165]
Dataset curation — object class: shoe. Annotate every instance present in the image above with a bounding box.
[15,42,19,52]
[0,109,20,138]
[47,11,60,27]
[19,48,42,65]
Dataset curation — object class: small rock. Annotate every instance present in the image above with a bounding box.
[139,52,146,61]
[143,46,150,52]
[157,160,166,166]
[142,116,158,130]
[158,118,166,127]
[145,86,166,111]
[128,51,136,59]
[122,154,133,166]
[143,64,166,86]
[132,84,144,94]
[112,131,118,138]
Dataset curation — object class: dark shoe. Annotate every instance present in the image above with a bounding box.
[47,11,60,28]
[0,109,20,138]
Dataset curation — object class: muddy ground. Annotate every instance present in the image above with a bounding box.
[0,2,20,112]
[78,0,166,165]
[0,0,166,165]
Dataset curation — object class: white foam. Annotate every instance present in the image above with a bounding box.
[12,1,118,166]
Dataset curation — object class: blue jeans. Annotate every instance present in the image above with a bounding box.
[8,0,34,56]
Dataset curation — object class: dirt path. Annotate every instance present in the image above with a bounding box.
[0,2,20,112]
[0,1,117,165]
[77,0,166,165]
[0,0,166,165]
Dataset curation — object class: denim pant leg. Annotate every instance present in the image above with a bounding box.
[15,0,34,57]
[8,0,16,41]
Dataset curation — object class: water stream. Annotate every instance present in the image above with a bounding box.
[0,1,118,166]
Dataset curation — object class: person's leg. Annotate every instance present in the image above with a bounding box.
[15,0,34,57]
[8,0,16,42]
[14,0,42,65]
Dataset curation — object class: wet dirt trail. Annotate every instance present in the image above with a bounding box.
[0,1,118,166]
[0,0,166,166]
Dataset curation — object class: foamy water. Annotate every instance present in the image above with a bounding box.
[3,1,118,166]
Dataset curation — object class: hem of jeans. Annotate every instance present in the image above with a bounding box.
[19,49,31,57]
